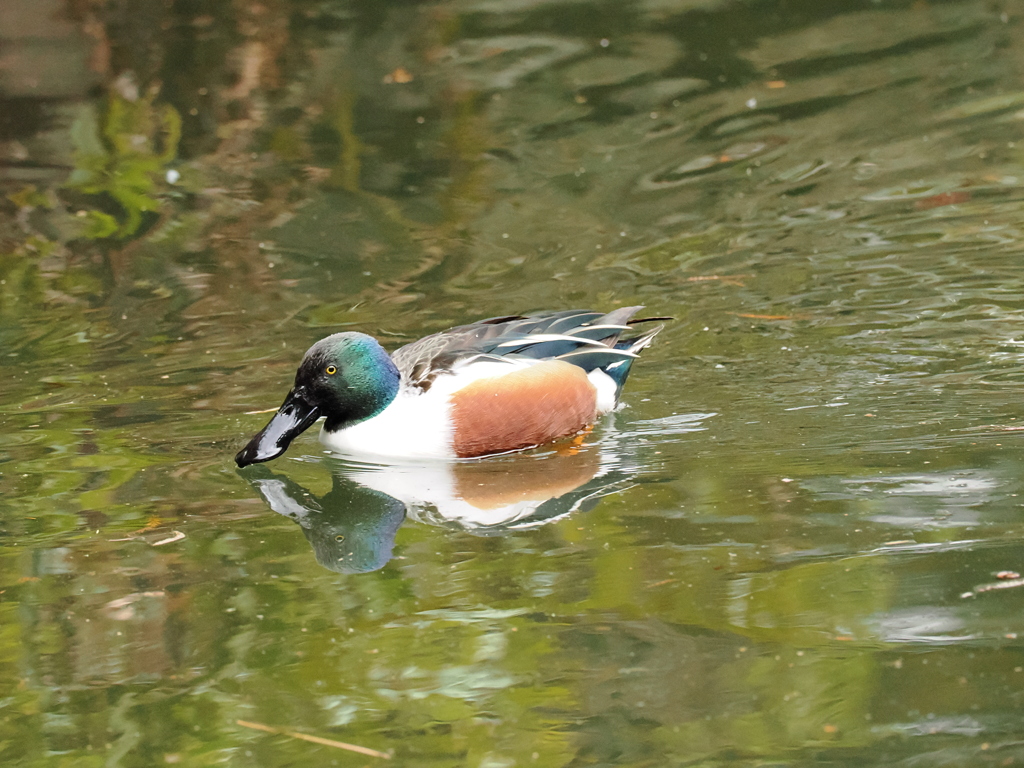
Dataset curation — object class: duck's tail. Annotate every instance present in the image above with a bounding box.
[600,320,664,396]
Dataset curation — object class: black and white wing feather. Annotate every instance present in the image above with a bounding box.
[391,307,663,390]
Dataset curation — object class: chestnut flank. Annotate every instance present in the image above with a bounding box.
[450,361,598,458]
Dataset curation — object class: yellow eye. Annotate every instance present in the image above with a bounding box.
[326,365,337,375]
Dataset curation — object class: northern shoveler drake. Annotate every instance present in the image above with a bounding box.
[234,307,665,466]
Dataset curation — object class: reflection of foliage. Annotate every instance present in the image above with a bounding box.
[66,92,181,239]
[0,238,47,319]
[0,236,106,310]
[326,89,362,192]
[6,185,51,210]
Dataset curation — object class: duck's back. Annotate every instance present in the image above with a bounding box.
[392,307,661,391]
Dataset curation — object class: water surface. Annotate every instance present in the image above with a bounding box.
[2,0,1024,765]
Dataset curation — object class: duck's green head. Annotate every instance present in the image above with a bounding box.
[235,332,400,467]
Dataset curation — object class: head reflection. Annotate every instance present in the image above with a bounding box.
[245,467,406,573]
[241,436,634,573]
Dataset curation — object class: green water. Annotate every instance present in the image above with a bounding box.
[2,0,1024,764]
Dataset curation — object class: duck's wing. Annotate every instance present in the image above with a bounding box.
[392,307,663,390]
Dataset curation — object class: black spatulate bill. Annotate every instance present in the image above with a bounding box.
[235,388,321,467]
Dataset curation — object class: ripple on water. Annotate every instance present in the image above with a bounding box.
[624,412,716,440]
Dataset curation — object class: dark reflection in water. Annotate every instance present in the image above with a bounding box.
[243,435,642,573]
[244,465,407,574]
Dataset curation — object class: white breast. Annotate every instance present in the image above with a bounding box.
[318,384,455,459]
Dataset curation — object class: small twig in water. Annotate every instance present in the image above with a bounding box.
[152,531,185,546]
[236,720,391,759]
[966,577,1024,596]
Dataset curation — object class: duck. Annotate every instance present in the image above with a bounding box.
[234,306,665,467]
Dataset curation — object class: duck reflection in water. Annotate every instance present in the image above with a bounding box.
[240,433,634,574]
